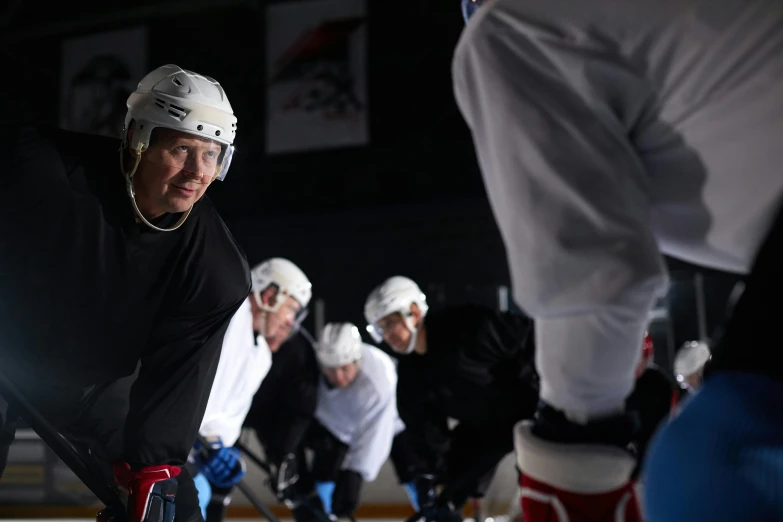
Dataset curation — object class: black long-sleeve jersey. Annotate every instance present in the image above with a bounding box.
[0,125,251,468]
[396,304,538,479]
[244,331,320,465]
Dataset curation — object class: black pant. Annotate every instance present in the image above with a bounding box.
[708,202,783,381]
[205,483,234,522]
[0,373,203,522]
[389,430,419,484]
[303,420,351,483]
[444,421,511,507]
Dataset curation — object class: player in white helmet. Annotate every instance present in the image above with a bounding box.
[364,276,538,522]
[243,329,322,522]
[284,322,401,522]
[364,276,429,355]
[674,341,711,393]
[190,258,312,521]
[1,64,250,522]
[454,0,783,519]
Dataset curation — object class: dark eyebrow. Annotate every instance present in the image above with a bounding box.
[171,137,222,151]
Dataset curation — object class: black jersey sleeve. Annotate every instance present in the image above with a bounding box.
[435,305,535,376]
[122,207,251,468]
[245,332,319,465]
[395,357,451,479]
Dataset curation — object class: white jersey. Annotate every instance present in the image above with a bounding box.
[453,0,783,419]
[199,297,272,446]
[315,344,401,481]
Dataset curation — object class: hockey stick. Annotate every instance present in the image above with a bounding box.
[234,438,271,474]
[297,323,318,347]
[195,435,280,522]
[0,370,125,518]
[235,480,281,522]
[234,439,334,522]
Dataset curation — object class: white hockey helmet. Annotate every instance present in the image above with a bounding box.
[251,258,312,311]
[121,64,238,231]
[674,341,711,383]
[125,64,237,154]
[316,323,363,368]
[364,276,428,353]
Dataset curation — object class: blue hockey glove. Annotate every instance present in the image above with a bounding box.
[193,436,246,488]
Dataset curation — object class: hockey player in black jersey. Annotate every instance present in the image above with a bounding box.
[243,330,322,520]
[364,276,538,522]
[0,64,250,522]
[245,324,422,522]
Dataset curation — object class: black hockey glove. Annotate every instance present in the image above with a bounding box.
[271,453,299,506]
[414,474,438,512]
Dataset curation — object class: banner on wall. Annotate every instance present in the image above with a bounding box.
[60,26,147,140]
[266,0,368,154]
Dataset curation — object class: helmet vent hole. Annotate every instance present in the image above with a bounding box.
[172,77,184,86]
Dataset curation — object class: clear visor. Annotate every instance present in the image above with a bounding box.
[141,128,235,183]
[366,323,384,343]
[290,307,310,337]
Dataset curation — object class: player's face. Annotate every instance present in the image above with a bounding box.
[685,372,703,390]
[264,295,302,352]
[323,362,359,388]
[377,312,412,354]
[133,129,219,218]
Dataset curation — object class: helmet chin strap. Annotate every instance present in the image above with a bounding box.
[259,311,269,338]
[403,316,419,354]
[404,329,418,354]
[119,143,192,232]
[252,293,271,338]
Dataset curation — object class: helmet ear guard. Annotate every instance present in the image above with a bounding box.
[251,258,312,311]
[253,283,285,314]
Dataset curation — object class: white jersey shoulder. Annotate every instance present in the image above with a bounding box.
[315,344,400,481]
[199,297,272,446]
[358,344,398,403]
